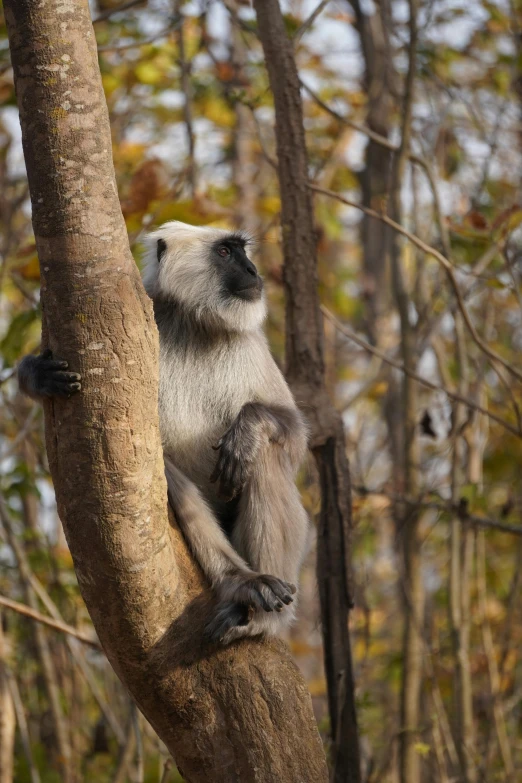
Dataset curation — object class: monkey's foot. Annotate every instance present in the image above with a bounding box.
[204,601,253,645]
[217,573,296,614]
[20,350,82,397]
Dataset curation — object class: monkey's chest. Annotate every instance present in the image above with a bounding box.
[158,344,256,495]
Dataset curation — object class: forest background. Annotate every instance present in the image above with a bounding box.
[1,0,522,781]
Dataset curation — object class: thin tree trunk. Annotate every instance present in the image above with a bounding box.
[477,530,514,779]
[4,2,328,781]
[229,0,258,232]
[0,497,126,749]
[386,4,425,782]
[111,713,136,783]
[6,669,41,783]
[350,0,396,340]
[253,2,361,781]
[1,503,73,782]
[469,391,513,779]
[449,315,476,783]
[0,620,15,783]
[174,2,196,198]
[7,418,75,781]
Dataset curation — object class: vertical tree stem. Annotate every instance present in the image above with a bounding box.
[0,620,15,783]
[253,2,361,780]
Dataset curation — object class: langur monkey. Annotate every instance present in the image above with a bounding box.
[18,221,310,644]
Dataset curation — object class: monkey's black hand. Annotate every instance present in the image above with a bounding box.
[18,350,82,400]
[217,572,296,613]
[210,421,260,499]
[204,602,252,645]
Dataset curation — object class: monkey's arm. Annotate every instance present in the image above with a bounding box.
[18,350,82,400]
[211,402,307,500]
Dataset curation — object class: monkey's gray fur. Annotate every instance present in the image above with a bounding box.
[18,221,310,645]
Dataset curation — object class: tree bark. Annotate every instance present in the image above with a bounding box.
[253,2,361,781]
[4,1,328,781]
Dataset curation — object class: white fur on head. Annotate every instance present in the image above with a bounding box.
[142,221,266,333]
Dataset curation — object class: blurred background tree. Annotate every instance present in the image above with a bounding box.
[1,0,522,780]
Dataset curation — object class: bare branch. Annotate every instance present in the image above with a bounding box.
[0,595,102,649]
[293,0,331,44]
[310,184,521,384]
[321,305,521,438]
[301,79,451,256]
[354,487,522,536]
[93,0,145,24]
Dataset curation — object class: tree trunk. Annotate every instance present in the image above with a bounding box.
[253,2,361,781]
[4,2,328,780]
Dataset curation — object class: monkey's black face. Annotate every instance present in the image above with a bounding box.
[212,236,263,302]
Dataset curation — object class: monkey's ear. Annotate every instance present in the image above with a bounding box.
[157,238,167,263]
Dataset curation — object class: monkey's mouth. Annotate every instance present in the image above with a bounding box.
[234,284,263,302]
[232,277,264,301]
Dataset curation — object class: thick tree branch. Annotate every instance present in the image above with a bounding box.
[4,1,327,780]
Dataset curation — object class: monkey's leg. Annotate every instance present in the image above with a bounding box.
[164,459,296,640]
[18,350,82,400]
[208,449,309,645]
[208,403,309,643]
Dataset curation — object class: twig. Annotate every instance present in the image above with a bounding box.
[160,757,174,783]
[300,79,452,257]
[132,702,144,783]
[293,0,331,44]
[476,531,515,777]
[97,28,172,52]
[311,184,522,384]
[0,476,124,743]
[353,486,522,536]
[111,712,136,783]
[321,305,521,438]
[6,670,41,783]
[0,594,101,648]
[0,496,73,779]
[28,573,125,744]
[498,536,522,675]
[93,0,144,23]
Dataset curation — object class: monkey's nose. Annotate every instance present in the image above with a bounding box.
[245,261,257,277]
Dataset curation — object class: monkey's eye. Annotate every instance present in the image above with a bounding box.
[217,246,230,258]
